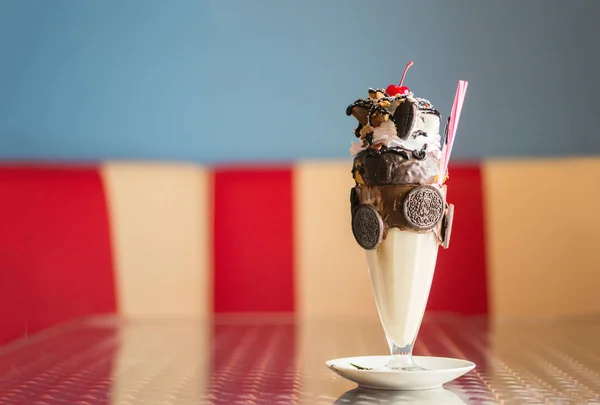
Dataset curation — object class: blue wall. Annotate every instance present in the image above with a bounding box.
[0,0,598,164]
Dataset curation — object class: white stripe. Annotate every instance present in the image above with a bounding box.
[102,162,210,317]
[293,160,378,319]
[483,157,600,317]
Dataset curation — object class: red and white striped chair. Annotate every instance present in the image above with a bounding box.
[1,158,598,346]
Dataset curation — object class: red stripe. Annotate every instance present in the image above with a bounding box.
[428,163,488,315]
[213,167,294,312]
[0,166,117,345]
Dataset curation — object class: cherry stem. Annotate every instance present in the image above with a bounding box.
[399,61,414,87]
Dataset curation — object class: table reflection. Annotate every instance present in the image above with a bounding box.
[334,387,466,405]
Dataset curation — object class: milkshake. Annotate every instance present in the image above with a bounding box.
[347,62,460,370]
[366,230,438,369]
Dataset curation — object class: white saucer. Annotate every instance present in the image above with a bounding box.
[326,355,475,391]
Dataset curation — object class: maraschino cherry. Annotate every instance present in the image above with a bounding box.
[385,61,413,96]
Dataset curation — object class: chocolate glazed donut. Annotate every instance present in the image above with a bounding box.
[352,149,440,186]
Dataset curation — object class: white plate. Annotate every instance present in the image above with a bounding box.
[326,355,475,391]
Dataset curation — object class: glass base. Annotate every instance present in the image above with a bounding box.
[385,343,427,371]
[385,356,427,371]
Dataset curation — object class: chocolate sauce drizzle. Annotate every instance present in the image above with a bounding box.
[411,130,427,139]
[412,144,428,160]
[414,98,441,116]
[443,116,450,146]
[346,99,373,116]
[364,144,429,161]
[347,94,437,119]
[346,94,410,118]
[354,124,363,138]
[350,187,359,211]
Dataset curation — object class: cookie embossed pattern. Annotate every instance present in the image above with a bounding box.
[403,186,445,231]
[328,62,472,390]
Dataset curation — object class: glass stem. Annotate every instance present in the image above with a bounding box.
[386,342,421,370]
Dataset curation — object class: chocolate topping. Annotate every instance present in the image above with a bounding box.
[443,116,450,146]
[347,103,369,126]
[350,187,359,211]
[354,124,363,138]
[356,184,446,237]
[347,98,392,129]
[411,130,427,139]
[441,203,454,249]
[412,144,427,160]
[414,97,441,116]
[346,86,451,248]
[353,150,439,186]
[422,109,441,116]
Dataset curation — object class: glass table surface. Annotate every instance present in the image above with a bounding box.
[0,313,599,404]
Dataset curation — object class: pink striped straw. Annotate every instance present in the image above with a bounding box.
[439,80,468,183]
